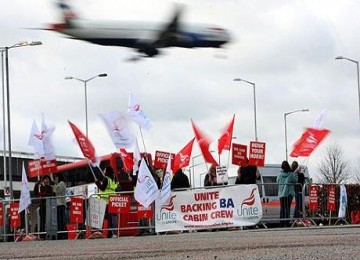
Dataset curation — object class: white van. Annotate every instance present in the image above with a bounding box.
[228,164,310,225]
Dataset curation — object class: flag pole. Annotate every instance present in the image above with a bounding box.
[139,126,147,154]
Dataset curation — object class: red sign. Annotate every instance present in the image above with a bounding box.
[10,203,20,228]
[231,143,247,166]
[309,185,318,211]
[108,195,131,214]
[70,197,84,223]
[248,141,266,166]
[154,151,175,169]
[0,203,3,227]
[137,203,152,219]
[27,159,57,178]
[327,185,336,212]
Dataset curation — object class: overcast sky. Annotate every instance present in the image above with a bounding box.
[1,0,359,185]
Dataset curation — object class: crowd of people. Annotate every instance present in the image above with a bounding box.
[27,156,305,240]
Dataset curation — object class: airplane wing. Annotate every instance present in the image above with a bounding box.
[137,5,183,57]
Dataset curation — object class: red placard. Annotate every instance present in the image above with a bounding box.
[137,203,152,219]
[27,159,57,178]
[248,141,266,166]
[0,202,4,227]
[108,195,131,214]
[231,143,247,166]
[154,151,175,169]
[10,203,20,228]
[327,185,336,212]
[309,185,318,211]
[70,197,84,223]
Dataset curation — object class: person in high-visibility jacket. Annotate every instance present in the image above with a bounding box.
[95,166,118,238]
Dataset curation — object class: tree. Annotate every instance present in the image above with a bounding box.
[317,143,350,184]
[354,158,360,183]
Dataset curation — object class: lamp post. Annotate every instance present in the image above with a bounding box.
[335,56,360,125]
[2,41,42,199]
[284,109,309,161]
[65,73,107,137]
[234,78,258,141]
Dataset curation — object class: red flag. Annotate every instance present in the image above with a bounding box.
[172,138,195,173]
[290,127,330,157]
[119,148,134,172]
[218,114,235,154]
[68,121,97,164]
[191,120,218,166]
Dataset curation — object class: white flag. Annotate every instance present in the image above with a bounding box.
[19,163,31,213]
[313,109,327,129]
[134,158,160,208]
[100,111,135,148]
[41,115,56,160]
[157,155,172,207]
[127,91,151,130]
[28,120,44,159]
[338,184,347,219]
[133,139,141,176]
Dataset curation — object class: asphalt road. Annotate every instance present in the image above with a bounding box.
[1,225,360,260]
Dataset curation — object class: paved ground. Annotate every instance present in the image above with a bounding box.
[1,225,360,259]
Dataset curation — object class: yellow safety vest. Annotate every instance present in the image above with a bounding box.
[98,177,117,203]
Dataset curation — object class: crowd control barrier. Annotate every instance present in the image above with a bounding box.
[0,182,359,241]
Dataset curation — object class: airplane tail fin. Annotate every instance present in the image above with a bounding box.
[56,0,78,28]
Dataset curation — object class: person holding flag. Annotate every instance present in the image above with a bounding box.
[95,166,118,238]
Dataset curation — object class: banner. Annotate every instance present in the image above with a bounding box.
[155,185,262,232]
[70,197,84,223]
[231,143,247,166]
[309,185,318,211]
[216,166,228,184]
[27,158,57,178]
[327,185,336,212]
[0,203,3,227]
[154,151,175,169]
[88,197,107,229]
[137,203,153,219]
[108,195,131,214]
[10,203,20,228]
[248,141,266,166]
[338,185,347,219]
[157,155,172,207]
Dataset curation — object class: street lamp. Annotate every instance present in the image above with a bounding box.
[284,109,309,161]
[234,78,258,141]
[65,73,107,137]
[335,56,360,125]
[1,41,42,199]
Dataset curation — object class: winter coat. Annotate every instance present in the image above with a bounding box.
[276,171,297,197]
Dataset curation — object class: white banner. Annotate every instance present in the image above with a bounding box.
[88,197,107,229]
[338,184,347,219]
[155,185,262,232]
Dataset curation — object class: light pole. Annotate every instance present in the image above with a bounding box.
[2,41,42,199]
[191,150,215,187]
[234,78,258,141]
[335,56,360,125]
[284,109,309,161]
[65,73,107,137]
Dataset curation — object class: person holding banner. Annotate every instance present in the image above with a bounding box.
[277,161,297,227]
[204,165,224,186]
[291,161,305,219]
[95,166,118,238]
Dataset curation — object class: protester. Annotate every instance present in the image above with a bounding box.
[292,161,305,219]
[204,165,228,186]
[53,174,67,239]
[95,166,118,238]
[277,161,297,227]
[235,158,260,184]
[34,175,55,239]
[171,169,190,190]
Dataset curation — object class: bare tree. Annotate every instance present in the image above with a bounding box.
[317,143,350,184]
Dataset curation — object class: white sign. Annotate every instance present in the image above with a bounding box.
[155,185,262,233]
[88,197,106,229]
[216,166,228,184]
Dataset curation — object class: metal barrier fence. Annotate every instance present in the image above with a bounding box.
[0,182,358,241]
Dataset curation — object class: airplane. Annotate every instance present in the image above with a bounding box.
[47,1,231,58]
